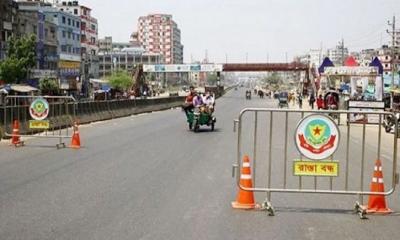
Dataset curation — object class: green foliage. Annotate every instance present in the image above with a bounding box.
[107,70,132,91]
[39,77,59,95]
[0,35,36,83]
[263,72,282,85]
[207,72,218,85]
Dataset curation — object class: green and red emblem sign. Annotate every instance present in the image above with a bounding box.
[29,98,49,121]
[295,114,339,160]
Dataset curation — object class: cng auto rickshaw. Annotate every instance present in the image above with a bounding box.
[278,91,289,108]
[185,105,216,132]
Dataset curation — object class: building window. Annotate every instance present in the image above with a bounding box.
[72,33,75,40]
[62,16,65,24]
[62,31,66,38]
[76,21,80,28]
[68,32,71,39]
[74,9,78,15]
[77,34,80,41]
[72,20,75,27]
[68,18,71,25]
[91,24,96,31]
[61,45,67,52]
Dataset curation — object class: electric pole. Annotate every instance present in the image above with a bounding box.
[387,16,397,89]
[340,38,345,66]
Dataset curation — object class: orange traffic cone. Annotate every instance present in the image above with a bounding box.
[366,159,392,214]
[70,122,81,149]
[232,155,256,209]
[11,120,23,146]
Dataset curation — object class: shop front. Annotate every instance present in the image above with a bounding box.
[58,60,81,94]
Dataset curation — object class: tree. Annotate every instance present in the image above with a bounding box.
[0,35,36,84]
[207,72,218,85]
[39,77,59,95]
[107,70,132,91]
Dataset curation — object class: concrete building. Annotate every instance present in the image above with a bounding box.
[355,49,377,67]
[377,45,400,77]
[98,36,112,53]
[56,0,99,96]
[99,48,163,77]
[17,1,81,91]
[135,14,183,64]
[308,49,323,67]
[0,0,19,60]
[326,44,349,66]
[56,1,98,56]
[98,37,134,53]
[17,8,58,81]
[44,8,81,91]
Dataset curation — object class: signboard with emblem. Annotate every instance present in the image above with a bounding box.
[29,98,50,129]
[294,114,340,177]
[295,114,340,160]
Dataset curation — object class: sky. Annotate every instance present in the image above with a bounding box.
[78,0,400,63]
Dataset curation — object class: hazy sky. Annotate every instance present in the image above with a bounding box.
[78,0,399,63]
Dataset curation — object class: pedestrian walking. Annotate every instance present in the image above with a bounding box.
[309,94,315,109]
[298,94,303,109]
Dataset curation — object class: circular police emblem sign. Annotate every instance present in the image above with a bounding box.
[29,98,49,120]
[295,114,339,160]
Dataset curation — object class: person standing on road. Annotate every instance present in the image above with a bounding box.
[309,94,315,109]
[316,95,324,110]
[298,94,303,109]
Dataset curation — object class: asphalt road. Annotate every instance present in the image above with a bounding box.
[1,89,400,240]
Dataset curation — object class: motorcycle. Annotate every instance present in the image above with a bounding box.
[383,112,400,133]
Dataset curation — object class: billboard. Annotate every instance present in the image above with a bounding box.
[143,64,223,73]
[324,66,378,76]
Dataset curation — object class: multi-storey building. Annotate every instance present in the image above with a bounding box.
[98,36,112,53]
[0,0,19,60]
[17,8,58,80]
[57,1,98,56]
[56,0,99,95]
[327,44,349,66]
[17,1,81,92]
[98,37,133,53]
[135,14,183,64]
[44,8,81,91]
[99,48,163,78]
[377,45,400,77]
[308,49,323,67]
[356,49,377,67]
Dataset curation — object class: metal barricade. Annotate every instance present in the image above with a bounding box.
[233,108,398,218]
[3,95,76,148]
